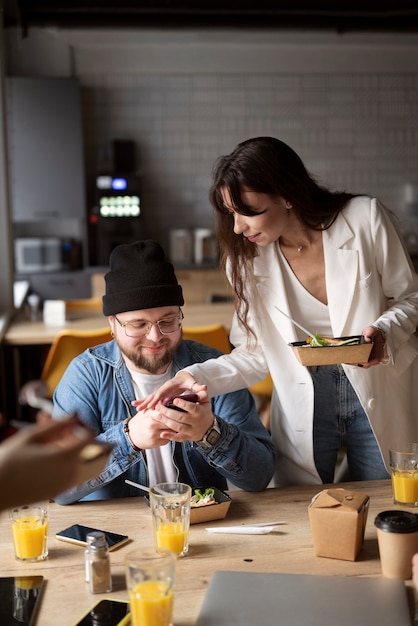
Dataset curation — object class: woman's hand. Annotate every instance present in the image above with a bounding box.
[358,325,387,368]
[132,371,207,411]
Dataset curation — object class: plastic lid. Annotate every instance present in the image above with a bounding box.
[374,510,418,533]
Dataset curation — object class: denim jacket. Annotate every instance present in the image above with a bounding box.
[53,339,276,504]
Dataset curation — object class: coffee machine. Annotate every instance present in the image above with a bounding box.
[89,140,144,266]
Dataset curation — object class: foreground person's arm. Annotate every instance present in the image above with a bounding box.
[0,418,94,511]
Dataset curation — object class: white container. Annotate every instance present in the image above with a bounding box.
[194,228,217,265]
[43,299,66,326]
[169,229,193,264]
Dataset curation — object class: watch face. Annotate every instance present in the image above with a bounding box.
[206,428,221,445]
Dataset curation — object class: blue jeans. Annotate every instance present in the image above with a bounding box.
[308,364,390,483]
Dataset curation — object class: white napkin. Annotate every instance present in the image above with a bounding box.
[205,526,277,535]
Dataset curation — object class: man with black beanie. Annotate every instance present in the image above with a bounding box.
[53,240,276,504]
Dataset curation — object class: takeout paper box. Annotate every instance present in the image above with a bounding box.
[289,336,372,366]
[308,488,370,561]
[190,487,232,525]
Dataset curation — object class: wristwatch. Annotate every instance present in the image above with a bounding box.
[198,416,221,447]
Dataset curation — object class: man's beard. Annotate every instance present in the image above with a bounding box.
[118,336,181,374]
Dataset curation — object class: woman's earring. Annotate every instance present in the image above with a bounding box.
[285,201,293,209]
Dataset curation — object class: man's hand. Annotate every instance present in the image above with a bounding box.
[129,390,213,447]
[154,390,214,443]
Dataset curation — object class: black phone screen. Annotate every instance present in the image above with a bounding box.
[73,599,130,626]
[0,576,44,626]
[56,524,129,551]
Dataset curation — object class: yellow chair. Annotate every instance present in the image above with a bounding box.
[247,372,273,430]
[182,324,273,429]
[182,324,232,354]
[65,297,103,311]
[41,327,112,398]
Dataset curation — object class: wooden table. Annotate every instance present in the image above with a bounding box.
[1,480,416,625]
[2,302,235,346]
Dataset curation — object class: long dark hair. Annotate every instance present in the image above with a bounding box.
[209,137,356,335]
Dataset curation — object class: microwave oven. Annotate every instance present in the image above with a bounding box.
[14,237,79,274]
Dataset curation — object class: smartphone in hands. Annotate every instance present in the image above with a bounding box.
[162,393,199,412]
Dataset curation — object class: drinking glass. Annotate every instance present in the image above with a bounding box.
[150,482,191,557]
[389,444,418,506]
[10,502,49,562]
[125,548,176,626]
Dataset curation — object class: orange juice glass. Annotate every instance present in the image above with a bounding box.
[125,549,176,626]
[391,471,418,505]
[10,503,49,561]
[389,447,418,506]
[156,521,187,554]
[150,482,191,557]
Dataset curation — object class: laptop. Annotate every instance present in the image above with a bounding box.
[195,571,412,626]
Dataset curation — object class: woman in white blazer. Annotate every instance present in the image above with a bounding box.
[143,137,418,487]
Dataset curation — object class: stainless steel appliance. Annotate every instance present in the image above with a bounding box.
[14,238,81,273]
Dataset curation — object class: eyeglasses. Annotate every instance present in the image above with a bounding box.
[113,311,184,338]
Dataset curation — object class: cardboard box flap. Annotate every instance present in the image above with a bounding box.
[310,488,369,512]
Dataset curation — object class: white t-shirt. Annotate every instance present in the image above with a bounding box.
[129,367,177,487]
[278,247,332,339]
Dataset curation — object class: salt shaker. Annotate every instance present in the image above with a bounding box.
[85,531,112,593]
[85,532,100,583]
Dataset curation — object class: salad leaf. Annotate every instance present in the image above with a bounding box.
[308,334,360,348]
[194,487,215,500]
[309,333,330,347]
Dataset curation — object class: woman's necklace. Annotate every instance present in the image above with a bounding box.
[278,236,308,255]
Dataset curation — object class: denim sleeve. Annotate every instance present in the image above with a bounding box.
[195,388,276,491]
[54,420,144,505]
[52,359,143,504]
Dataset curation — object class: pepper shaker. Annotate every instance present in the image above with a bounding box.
[85,531,112,593]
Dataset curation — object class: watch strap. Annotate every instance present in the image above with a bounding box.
[198,416,221,447]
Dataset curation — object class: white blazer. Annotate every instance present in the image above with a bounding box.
[187,197,418,486]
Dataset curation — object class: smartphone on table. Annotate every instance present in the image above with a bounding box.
[56,524,129,551]
[162,393,199,412]
[72,599,130,626]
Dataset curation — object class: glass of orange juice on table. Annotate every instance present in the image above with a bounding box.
[150,482,192,557]
[125,548,176,626]
[10,502,49,562]
[389,446,418,506]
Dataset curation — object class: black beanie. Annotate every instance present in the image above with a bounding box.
[102,240,184,316]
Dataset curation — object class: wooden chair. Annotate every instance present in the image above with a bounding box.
[41,327,112,398]
[182,324,273,429]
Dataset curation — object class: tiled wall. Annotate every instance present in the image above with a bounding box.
[6,28,418,255]
[80,71,418,253]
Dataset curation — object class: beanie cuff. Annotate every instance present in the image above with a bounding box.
[103,284,184,316]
